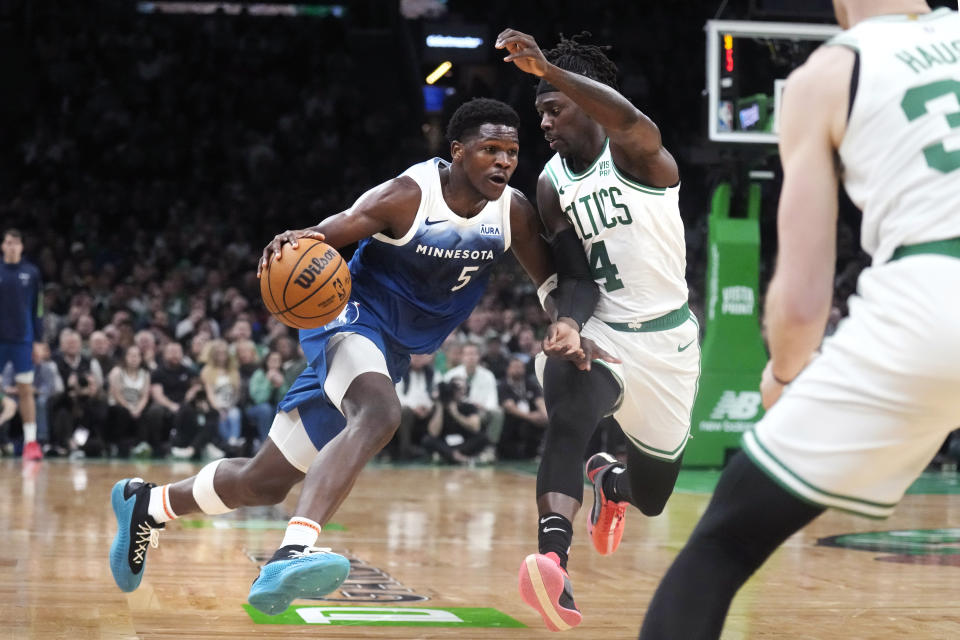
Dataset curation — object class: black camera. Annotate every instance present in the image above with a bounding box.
[436,380,463,404]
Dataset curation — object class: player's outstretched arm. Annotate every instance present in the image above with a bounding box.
[496,28,677,186]
[257,176,421,276]
[760,45,852,408]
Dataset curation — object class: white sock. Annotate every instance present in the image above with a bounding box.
[148,485,178,524]
[280,517,321,548]
[23,422,37,443]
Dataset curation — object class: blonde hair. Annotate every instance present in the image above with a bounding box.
[201,339,239,388]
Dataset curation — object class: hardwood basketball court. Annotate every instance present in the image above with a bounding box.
[3,458,959,639]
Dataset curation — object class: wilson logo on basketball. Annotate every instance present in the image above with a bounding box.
[294,249,339,289]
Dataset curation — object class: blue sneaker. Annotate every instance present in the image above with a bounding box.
[109,478,164,592]
[248,545,351,615]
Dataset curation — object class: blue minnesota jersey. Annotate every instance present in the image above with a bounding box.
[343,158,513,354]
[281,158,513,448]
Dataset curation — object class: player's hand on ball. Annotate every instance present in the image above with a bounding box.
[257,228,326,277]
[496,29,549,77]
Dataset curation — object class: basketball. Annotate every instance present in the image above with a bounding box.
[260,239,352,330]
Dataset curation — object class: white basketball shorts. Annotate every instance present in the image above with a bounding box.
[538,306,701,461]
[743,255,960,518]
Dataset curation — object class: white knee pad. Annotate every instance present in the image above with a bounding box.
[192,459,235,515]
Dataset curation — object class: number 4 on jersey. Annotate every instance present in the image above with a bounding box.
[589,240,624,292]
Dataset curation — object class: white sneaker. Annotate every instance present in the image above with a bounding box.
[72,426,90,448]
[476,446,497,465]
[170,446,195,459]
[132,441,152,457]
[204,443,226,460]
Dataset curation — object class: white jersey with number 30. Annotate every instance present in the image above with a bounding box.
[830,8,960,264]
[543,140,688,324]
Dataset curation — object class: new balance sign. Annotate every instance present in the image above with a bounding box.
[710,391,762,420]
[698,391,763,434]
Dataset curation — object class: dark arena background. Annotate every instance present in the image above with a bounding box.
[2,1,960,638]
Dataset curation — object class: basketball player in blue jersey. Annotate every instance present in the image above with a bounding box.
[496,31,700,630]
[108,98,608,615]
[0,228,44,461]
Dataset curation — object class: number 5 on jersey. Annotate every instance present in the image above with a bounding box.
[451,265,480,291]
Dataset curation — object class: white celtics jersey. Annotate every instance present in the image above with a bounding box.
[542,139,688,323]
[829,8,960,264]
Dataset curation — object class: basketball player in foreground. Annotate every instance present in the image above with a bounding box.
[495,30,700,630]
[639,1,960,637]
[108,98,609,614]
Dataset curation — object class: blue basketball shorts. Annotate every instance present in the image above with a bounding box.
[270,301,411,471]
[0,342,34,383]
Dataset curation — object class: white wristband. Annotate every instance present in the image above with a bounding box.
[537,273,559,310]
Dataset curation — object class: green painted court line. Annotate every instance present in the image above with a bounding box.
[243,605,526,627]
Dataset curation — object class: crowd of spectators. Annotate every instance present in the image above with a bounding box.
[1,1,910,465]
[0,250,566,464]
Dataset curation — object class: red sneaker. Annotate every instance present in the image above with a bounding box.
[518,552,582,631]
[585,452,627,555]
[22,441,43,461]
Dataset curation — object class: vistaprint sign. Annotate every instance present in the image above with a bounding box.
[243,605,526,627]
[699,391,763,433]
[721,285,754,315]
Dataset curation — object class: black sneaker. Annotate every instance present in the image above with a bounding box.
[109,478,164,592]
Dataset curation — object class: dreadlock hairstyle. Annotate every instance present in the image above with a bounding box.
[446,97,521,143]
[537,31,619,94]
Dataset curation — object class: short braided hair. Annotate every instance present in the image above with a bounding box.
[542,31,619,91]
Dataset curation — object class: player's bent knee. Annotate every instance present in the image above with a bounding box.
[637,499,668,518]
[237,457,301,505]
[251,477,294,505]
[353,399,402,445]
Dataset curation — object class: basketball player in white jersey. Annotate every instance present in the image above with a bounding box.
[638,2,960,637]
[496,30,701,630]
[108,99,607,615]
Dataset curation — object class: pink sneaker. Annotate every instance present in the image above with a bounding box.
[518,552,582,631]
[22,441,43,461]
